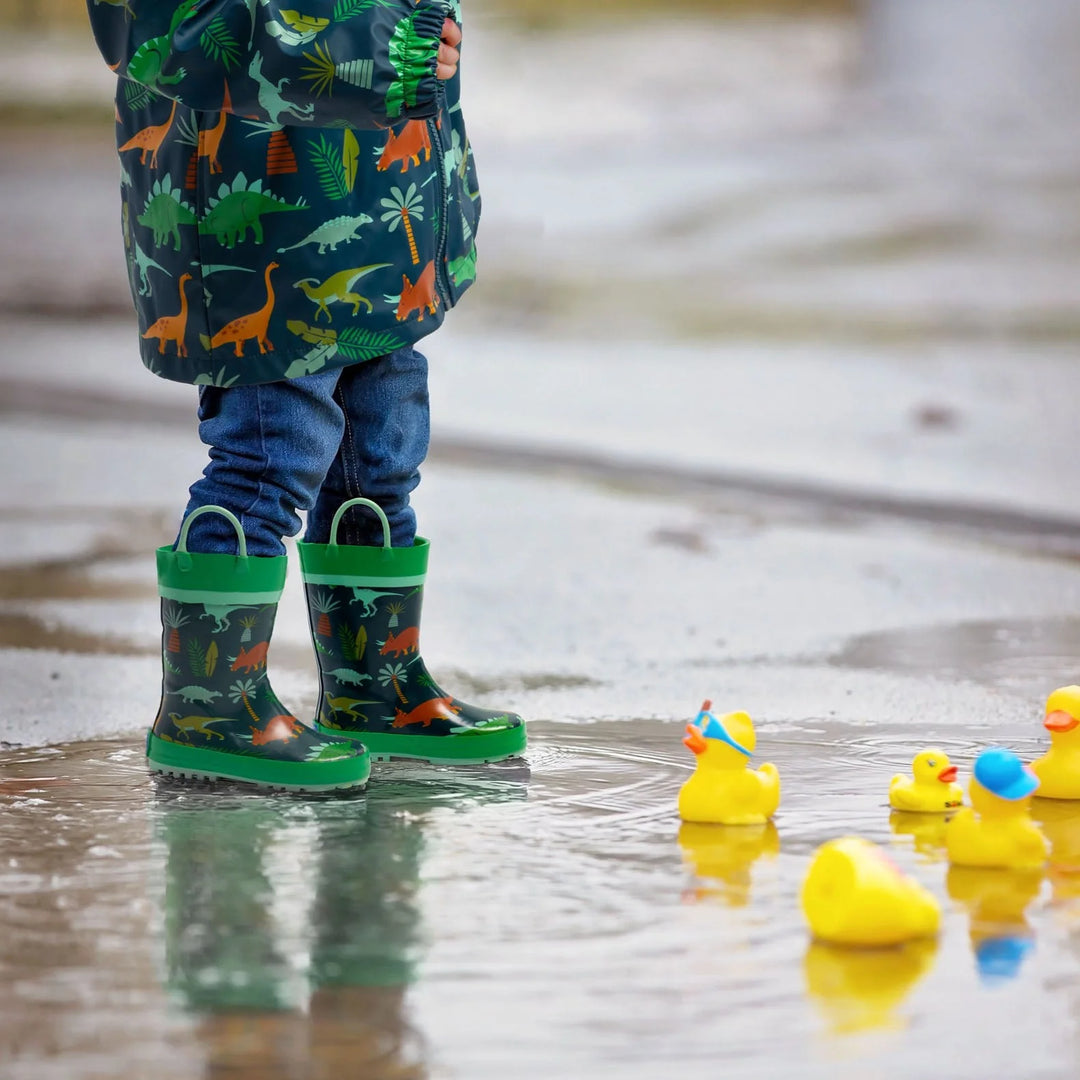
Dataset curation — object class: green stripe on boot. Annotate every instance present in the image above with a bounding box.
[147,506,371,792]
[299,498,527,764]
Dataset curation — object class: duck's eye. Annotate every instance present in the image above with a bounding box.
[927,759,937,767]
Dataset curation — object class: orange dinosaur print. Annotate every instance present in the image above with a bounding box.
[391,696,461,729]
[377,120,431,174]
[118,99,178,169]
[230,640,269,673]
[395,261,439,323]
[250,715,305,746]
[142,273,192,357]
[209,261,279,357]
[198,83,232,175]
[380,626,420,658]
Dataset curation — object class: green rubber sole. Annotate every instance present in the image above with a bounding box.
[315,723,527,764]
[146,733,371,792]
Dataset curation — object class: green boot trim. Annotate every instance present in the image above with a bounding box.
[148,733,370,791]
[315,721,527,764]
[300,498,527,762]
[158,505,287,601]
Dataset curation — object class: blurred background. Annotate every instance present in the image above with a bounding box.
[2,0,1080,517]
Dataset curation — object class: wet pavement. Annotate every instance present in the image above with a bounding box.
[4,1,1080,1076]
[4,427,1080,1075]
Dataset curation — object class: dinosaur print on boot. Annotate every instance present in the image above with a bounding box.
[154,596,355,768]
[148,530,369,792]
[299,532,526,763]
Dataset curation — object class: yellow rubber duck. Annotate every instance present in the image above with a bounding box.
[801,837,940,947]
[889,748,964,812]
[1031,685,1080,800]
[945,748,1048,870]
[677,701,780,826]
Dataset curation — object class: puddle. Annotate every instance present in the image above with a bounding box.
[2,718,1079,1078]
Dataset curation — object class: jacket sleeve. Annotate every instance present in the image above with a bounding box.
[87,0,450,129]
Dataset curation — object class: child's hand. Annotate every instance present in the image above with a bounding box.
[437,18,461,81]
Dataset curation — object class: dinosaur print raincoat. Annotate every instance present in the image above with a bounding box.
[87,0,479,386]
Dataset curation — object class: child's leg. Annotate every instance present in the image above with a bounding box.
[294,348,527,764]
[183,372,347,556]
[304,347,430,548]
[147,372,373,791]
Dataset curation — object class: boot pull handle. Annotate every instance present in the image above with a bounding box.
[175,505,249,571]
[329,498,392,550]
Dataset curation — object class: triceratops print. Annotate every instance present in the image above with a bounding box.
[230,641,269,673]
[395,261,439,323]
[379,626,419,658]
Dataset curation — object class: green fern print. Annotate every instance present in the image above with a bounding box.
[309,134,349,200]
[186,638,207,677]
[336,327,405,361]
[333,0,392,21]
[200,15,242,71]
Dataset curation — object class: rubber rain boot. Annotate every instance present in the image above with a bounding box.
[298,498,527,763]
[146,505,371,792]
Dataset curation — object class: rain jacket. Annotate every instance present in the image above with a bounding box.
[86,0,479,386]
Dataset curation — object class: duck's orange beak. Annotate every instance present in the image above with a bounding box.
[1045,710,1080,733]
[683,725,708,755]
[937,765,958,783]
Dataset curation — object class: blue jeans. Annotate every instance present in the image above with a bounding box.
[180,348,430,556]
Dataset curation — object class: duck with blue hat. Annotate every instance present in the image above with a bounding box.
[945,748,1049,870]
[678,700,781,825]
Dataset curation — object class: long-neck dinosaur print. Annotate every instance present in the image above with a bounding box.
[207,262,279,357]
[119,99,178,169]
[141,272,192,356]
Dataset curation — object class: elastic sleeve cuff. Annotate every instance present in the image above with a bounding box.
[385,0,451,123]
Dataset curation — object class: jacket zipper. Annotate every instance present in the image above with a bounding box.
[427,114,452,307]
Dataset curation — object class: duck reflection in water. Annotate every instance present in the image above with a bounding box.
[804,938,938,1036]
[677,821,779,907]
[1033,798,1080,905]
[946,865,1044,986]
[153,766,528,1080]
[889,810,950,861]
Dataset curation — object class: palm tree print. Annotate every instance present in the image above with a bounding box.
[385,600,405,628]
[229,678,260,722]
[379,183,424,265]
[239,614,258,643]
[163,602,190,653]
[378,662,408,704]
[311,589,340,637]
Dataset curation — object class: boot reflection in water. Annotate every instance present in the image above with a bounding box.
[157,773,528,1077]
[158,794,427,1079]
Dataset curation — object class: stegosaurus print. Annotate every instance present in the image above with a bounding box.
[137,175,197,251]
[198,173,308,248]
